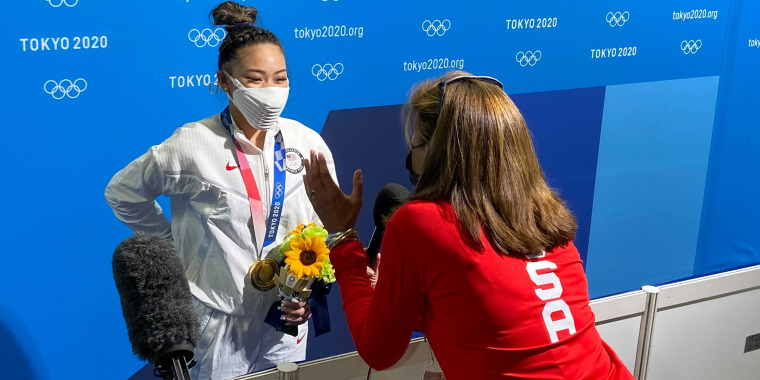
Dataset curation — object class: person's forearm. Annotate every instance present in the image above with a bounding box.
[105,151,172,238]
[331,239,413,370]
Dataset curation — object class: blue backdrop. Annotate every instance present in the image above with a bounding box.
[1,1,758,379]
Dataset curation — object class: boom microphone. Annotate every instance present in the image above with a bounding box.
[366,183,410,264]
[112,233,200,380]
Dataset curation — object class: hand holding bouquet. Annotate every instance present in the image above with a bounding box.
[251,223,336,337]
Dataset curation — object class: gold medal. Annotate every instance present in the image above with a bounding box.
[248,258,279,291]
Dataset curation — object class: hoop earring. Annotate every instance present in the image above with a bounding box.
[208,81,219,95]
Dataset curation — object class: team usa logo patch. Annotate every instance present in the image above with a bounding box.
[284,148,305,174]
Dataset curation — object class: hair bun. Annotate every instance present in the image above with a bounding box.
[211,1,258,27]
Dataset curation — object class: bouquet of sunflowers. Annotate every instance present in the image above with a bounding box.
[251,223,336,337]
[278,223,336,290]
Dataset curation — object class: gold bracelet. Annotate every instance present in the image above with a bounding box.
[326,228,360,249]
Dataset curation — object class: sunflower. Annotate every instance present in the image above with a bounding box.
[279,223,324,258]
[284,236,330,279]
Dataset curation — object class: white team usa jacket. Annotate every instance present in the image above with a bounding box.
[105,114,337,316]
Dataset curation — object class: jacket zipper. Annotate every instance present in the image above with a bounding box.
[264,163,270,206]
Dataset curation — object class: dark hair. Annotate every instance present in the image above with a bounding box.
[210,1,283,70]
[405,71,577,256]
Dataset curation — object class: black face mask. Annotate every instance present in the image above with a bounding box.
[405,152,420,186]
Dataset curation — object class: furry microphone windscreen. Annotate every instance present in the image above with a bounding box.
[112,233,200,364]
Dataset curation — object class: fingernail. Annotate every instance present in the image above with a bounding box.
[280,316,285,320]
[277,306,282,311]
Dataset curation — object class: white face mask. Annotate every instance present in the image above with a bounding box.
[224,71,289,131]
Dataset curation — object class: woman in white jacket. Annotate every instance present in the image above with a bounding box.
[105,2,337,379]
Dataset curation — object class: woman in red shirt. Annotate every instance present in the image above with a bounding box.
[303,71,634,379]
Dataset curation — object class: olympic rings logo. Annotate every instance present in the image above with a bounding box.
[311,63,344,81]
[44,79,87,100]
[188,28,226,48]
[515,51,542,67]
[606,11,630,27]
[421,19,451,37]
[275,183,284,198]
[681,39,702,54]
[47,0,78,7]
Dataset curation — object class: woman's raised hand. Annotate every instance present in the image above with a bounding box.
[303,150,363,233]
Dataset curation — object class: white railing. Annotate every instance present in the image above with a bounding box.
[236,265,760,380]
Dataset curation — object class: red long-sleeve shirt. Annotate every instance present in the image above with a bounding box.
[330,200,633,380]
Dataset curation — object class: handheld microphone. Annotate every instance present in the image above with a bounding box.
[112,233,200,380]
[366,183,410,264]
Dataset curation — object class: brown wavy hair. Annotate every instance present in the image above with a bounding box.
[404,71,577,256]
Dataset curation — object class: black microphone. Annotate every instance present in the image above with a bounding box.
[366,183,410,264]
[112,233,200,380]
